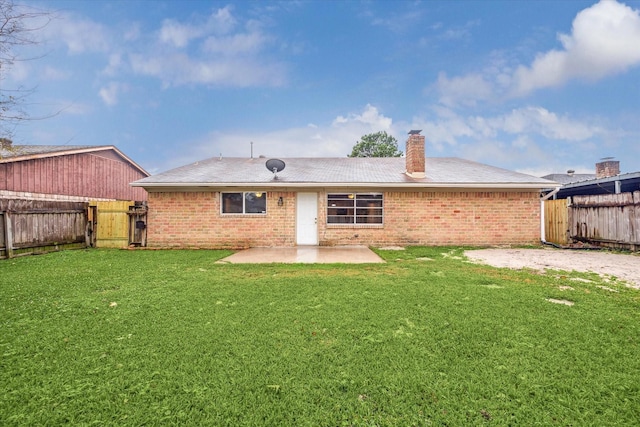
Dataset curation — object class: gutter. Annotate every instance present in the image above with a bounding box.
[540,187,561,247]
[131,181,555,190]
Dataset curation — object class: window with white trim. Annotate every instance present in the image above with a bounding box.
[327,193,383,224]
[221,192,267,214]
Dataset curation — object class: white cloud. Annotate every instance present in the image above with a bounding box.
[433,1,640,105]
[456,138,549,169]
[130,101,622,175]
[98,82,125,106]
[129,53,286,87]
[511,0,640,96]
[332,104,393,129]
[251,104,394,158]
[103,53,124,76]
[410,106,604,158]
[159,20,198,48]
[16,4,285,91]
[41,66,69,81]
[369,10,423,33]
[438,20,480,41]
[46,12,110,54]
[202,31,270,55]
[490,107,602,141]
[159,105,396,170]
[5,60,30,82]
[414,113,474,150]
[434,72,493,107]
[159,6,236,47]
[123,22,141,41]
[129,7,286,87]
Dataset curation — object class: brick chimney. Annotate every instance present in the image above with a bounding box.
[595,158,620,179]
[406,130,425,178]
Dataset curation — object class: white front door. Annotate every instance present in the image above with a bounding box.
[296,192,318,245]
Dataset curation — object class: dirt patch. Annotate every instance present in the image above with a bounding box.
[464,247,640,289]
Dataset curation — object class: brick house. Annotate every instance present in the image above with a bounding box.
[132,131,558,248]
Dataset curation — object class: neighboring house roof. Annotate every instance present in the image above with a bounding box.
[552,171,640,198]
[1,144,94,158]
[0,145,149,176]
[132,156,557,189]
[541,173,596,185]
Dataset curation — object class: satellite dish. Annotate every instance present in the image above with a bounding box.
[265,158,286,174]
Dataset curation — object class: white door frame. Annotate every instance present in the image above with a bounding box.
[296,192,318,245]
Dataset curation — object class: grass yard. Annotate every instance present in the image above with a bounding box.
[1,247,639,426]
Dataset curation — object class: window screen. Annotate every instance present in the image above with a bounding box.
[327,193,382,224]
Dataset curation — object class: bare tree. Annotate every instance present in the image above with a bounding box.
[0,0,50,139]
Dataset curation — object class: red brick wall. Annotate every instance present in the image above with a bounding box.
[146,189,541,248]
[319,190,540,246]
[146,191,296,249]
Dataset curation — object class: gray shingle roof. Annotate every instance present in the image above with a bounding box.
[0,144,149,176]
[133,156,557,189]
[0,145,96,159]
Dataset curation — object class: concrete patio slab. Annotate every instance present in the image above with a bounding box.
[217,246,385,264]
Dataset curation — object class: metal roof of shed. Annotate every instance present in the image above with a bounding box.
[541,173,596,185]
[554,171,640,198]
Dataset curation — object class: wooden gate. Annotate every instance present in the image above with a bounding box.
[544,199,569,245]
[89,201,147,248]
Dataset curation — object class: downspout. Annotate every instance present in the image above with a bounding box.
[540,188,561,247]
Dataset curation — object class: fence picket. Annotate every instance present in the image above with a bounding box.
[568,191,640,251]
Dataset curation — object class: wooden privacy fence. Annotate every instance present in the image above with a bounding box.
[1,199,148,258]
[545,191,640,251]
[1,199,88,259]
[569,191,640,251]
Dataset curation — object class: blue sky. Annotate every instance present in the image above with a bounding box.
[5,0,640,176]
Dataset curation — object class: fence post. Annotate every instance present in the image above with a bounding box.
[3,211,14,259]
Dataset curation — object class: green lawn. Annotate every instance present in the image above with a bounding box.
[1,248,639,426]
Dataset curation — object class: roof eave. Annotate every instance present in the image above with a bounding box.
[132,181,557,190]
[107,146,150,176]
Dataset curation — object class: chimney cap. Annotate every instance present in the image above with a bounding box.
[408,129,422,135]
[599,157,615,161]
